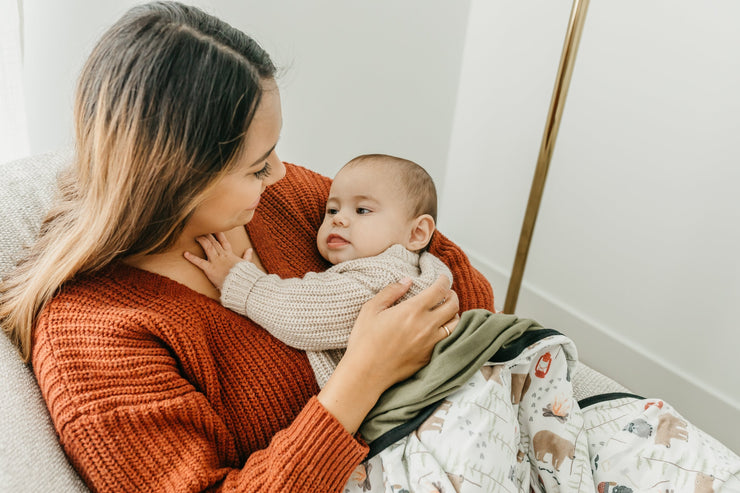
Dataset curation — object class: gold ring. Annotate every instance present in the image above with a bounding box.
[442,325,451,337]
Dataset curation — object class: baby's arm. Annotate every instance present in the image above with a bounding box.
[188,241,451,353]
[183,232,373,349]
[184,232,253,290]
[221,248,452,352]
[220,261,380,351]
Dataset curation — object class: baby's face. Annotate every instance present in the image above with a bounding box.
[317,165,415,264]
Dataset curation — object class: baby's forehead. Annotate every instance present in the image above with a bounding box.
[335,160,403,185]
[330,165,410,204]
[332,164,402,193]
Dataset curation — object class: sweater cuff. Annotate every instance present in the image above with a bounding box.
[275,396,369,487]
[220,261,265,315]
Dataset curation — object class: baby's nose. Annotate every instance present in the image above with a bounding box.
[332,212,349,226]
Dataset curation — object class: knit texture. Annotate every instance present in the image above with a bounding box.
[31,162,494,492]
[221,244,454,388]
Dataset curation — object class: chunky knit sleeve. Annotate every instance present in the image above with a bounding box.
[220,261,374,350]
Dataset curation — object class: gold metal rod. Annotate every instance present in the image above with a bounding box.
[503,0,591,314]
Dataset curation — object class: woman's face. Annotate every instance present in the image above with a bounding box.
[186,82,285,238]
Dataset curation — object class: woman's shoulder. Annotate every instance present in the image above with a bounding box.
[427,231,495,312]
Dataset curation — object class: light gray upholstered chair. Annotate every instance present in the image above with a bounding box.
[0,150,89,492]
[0,151,628,492]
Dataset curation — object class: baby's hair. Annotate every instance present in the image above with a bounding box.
[343,154,437,222]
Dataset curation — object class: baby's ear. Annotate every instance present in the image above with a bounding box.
[407,214,436,252]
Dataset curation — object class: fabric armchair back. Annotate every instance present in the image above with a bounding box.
[0,150,89,492]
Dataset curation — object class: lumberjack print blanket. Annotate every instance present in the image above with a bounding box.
[343,333,740,492]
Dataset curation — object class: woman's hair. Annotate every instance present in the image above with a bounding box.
[0,1,276,361]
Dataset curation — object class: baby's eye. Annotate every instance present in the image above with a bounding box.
[254,162,271,179]
[326,208,339,215]
[356,207,371,215]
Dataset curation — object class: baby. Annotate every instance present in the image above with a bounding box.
[187,153,545,453]
[185,153,453,388]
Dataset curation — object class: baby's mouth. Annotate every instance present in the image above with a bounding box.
[326,234,350,248]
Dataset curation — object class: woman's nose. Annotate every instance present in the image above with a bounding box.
[263,152,286,186]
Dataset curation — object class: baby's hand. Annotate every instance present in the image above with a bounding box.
[184,232,253,290]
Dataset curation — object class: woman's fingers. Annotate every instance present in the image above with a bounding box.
[437,313,461,343]
[412,275,459,322]
[414,275,455,311]
[364,277,413,312]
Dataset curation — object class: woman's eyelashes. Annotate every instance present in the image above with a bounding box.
[253,162,271,179]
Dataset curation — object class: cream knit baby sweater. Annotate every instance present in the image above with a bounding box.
[221,244,453,388]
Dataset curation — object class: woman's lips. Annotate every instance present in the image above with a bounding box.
[326,234,350,249]
[246,196,261,210]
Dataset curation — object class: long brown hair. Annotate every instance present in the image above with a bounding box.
[0,1,276,361]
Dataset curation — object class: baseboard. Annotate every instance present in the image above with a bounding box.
[464,247,740,455]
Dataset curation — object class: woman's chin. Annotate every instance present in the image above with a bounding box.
[237,209,256,224]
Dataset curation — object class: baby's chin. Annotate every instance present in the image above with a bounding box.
[318,244,359,265]
[320,245,394,265]
[323,251,359,265]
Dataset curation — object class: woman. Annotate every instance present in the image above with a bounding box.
[0,2,493,491]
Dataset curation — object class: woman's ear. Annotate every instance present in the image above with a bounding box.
[406,214,436,252]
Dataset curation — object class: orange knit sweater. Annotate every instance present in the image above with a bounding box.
[32,162,494,492]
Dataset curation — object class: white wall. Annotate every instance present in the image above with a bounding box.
[441,0,740,453]
[20,0,740,455]
[0,0,29,162]
[21,0,470,186]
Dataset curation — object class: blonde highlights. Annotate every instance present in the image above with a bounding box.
[0,2,276,361]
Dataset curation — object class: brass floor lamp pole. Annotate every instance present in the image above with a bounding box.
[503,0,591,314]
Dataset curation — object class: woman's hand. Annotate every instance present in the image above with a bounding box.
[317,275,460,434]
